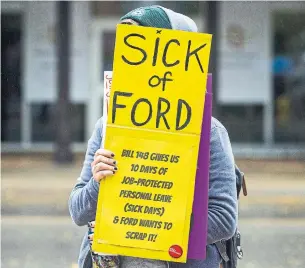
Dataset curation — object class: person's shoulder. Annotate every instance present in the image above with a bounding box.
[210,117,233,158]
[211,117,227,132]
[95,117,104,128]
[91,117,104,139]
[94,116,104,130]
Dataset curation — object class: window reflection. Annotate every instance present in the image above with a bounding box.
[31,104,85,142]
[273,12,305,143]
[218,105,263,143]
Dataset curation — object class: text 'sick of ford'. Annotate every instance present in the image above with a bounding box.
[93,24,212,263]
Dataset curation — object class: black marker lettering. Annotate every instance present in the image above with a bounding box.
[156,97,170,129]
[131,98,153,126]
[112,91,133,123]
[122,33,147,65]
[163,39,180,67]
[152,37,160,66]
[176,99,192,130]
[185,41,206,72]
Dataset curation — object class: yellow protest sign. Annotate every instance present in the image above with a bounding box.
[93,24,212,263]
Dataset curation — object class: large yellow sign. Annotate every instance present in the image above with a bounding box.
[93,24,212,263]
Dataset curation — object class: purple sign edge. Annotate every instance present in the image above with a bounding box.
[187,74,212,259]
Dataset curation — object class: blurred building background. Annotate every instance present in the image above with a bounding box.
[2,0,305,158]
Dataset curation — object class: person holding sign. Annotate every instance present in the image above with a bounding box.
[69,5,237,268]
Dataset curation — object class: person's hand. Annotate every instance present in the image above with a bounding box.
[91,149,118,183]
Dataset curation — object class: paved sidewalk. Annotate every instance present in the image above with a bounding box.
[3,216,305,268]
[1,155,305,217]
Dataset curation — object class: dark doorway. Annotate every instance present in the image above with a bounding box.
[1,14,22,142]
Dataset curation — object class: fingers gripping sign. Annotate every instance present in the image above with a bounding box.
[91,149,118,183]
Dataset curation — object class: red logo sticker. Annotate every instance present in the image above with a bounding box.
[169,245,183,258]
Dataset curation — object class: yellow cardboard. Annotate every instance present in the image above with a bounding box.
[93,24,212,263]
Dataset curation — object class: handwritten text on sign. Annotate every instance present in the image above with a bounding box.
[93,24,212,263]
